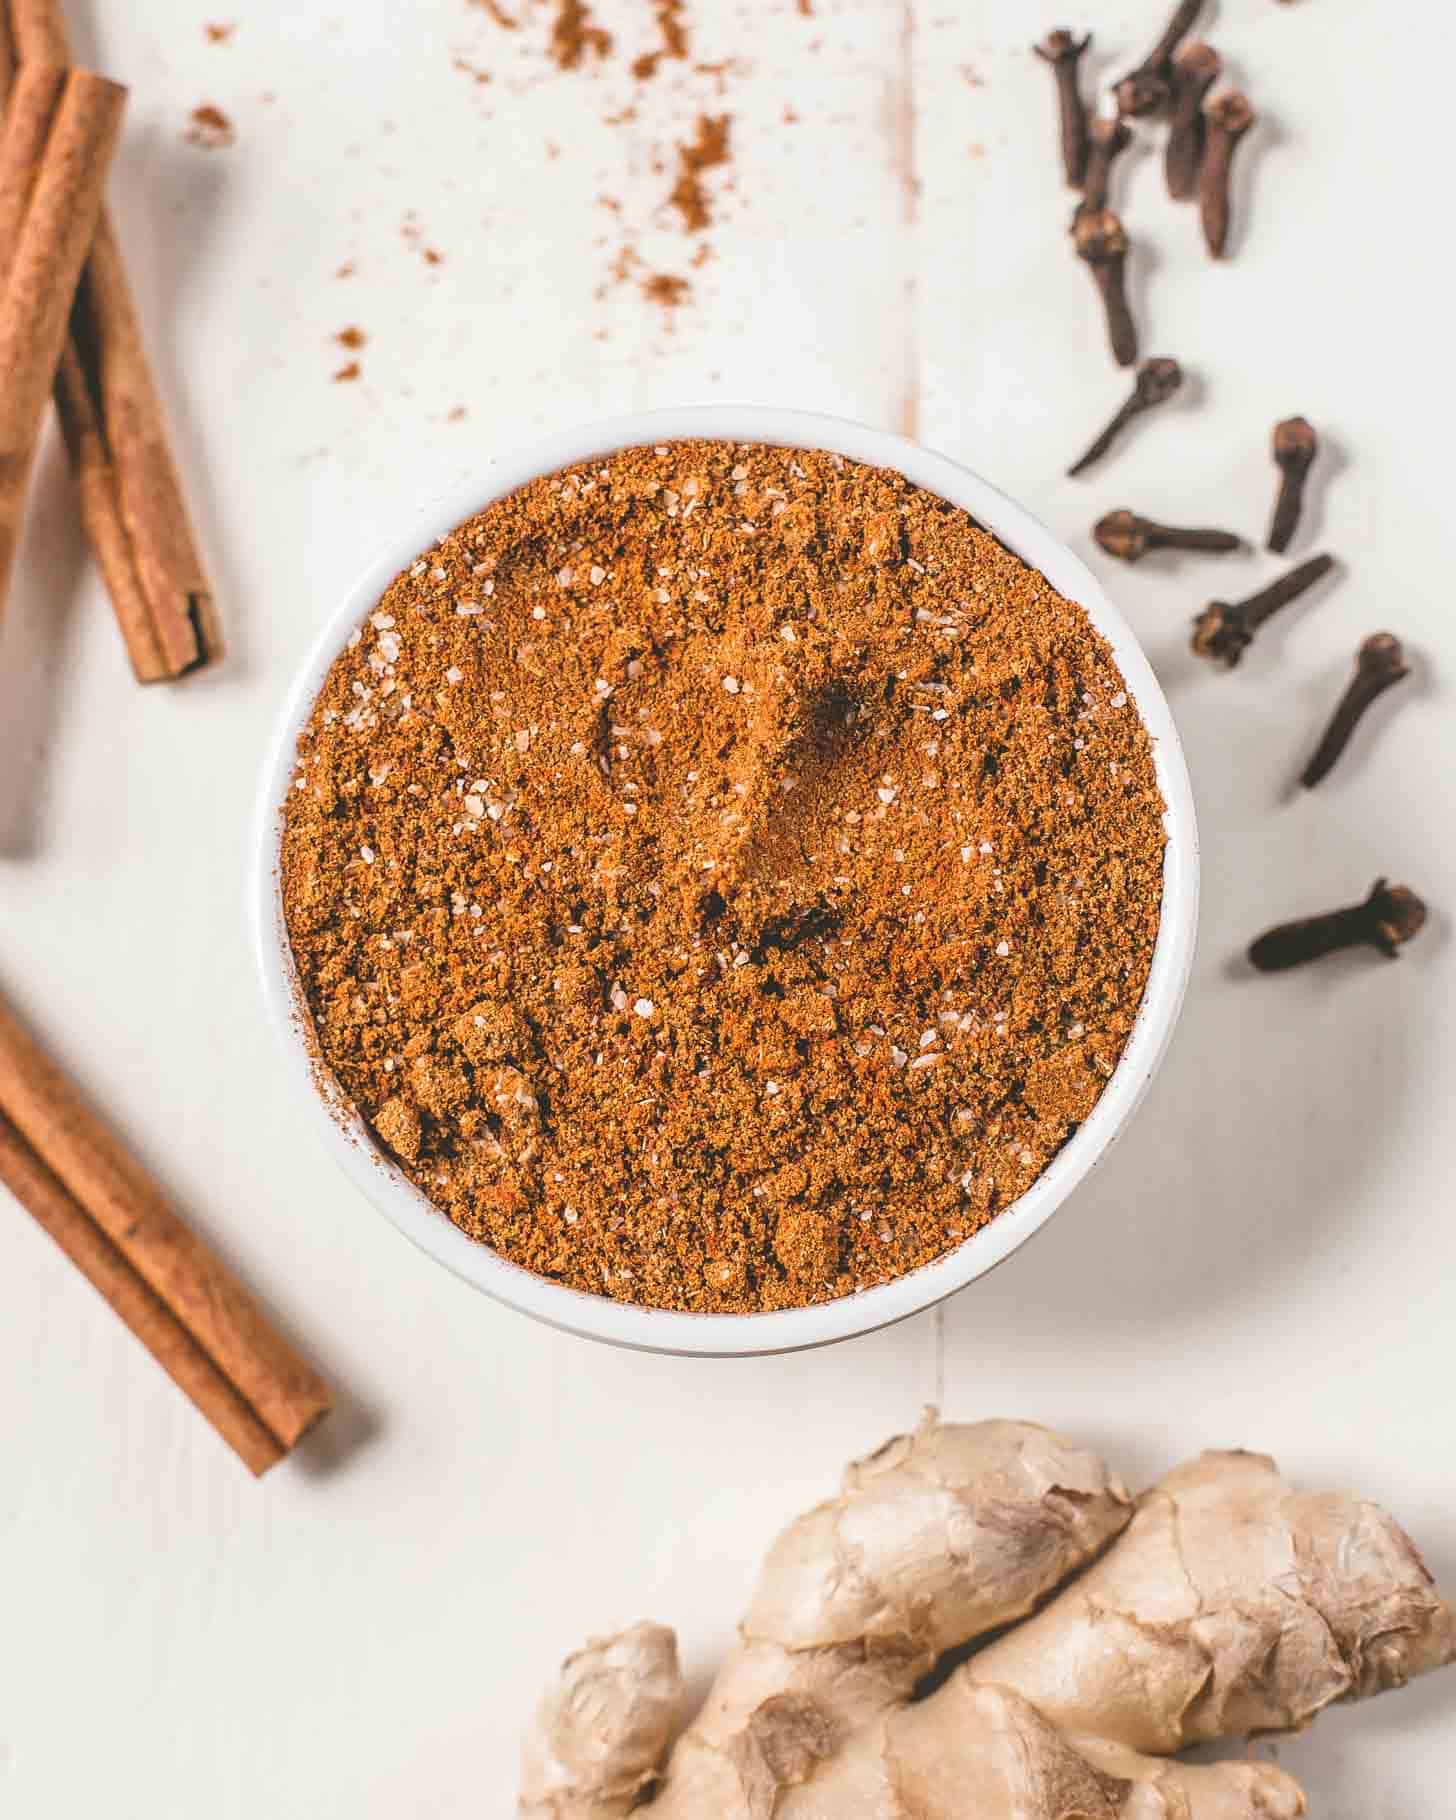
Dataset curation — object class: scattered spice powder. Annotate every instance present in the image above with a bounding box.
[632,0,690,79]
[668,114,732,232]
[549,0,612,70]
[280,441,1165,1314]
[332,360,361,383]
[453,55,494,85]
[643,271,691,308]
[204,23,235,43]
[335,326,367,350]
[185,104,235,149]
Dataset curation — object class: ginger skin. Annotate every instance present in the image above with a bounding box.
[519,1418,1454,1820]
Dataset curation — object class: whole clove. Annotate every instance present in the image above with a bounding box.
[1034,30,1092,188]
[1300,633,1410,788]
[1067,357,1182,476]
[1268,416,1318,552]
[1201,90,1256,257]
[1094,509,1240,563]
[1072,208,1137,367]
[1080,115,1133,213]
[1248,878,1427,972]
[1165,42,1221,200]
[1191,552,1335,667]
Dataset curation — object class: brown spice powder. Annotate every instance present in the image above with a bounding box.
[548,0,612,70]
[184,103,235,149]
[632,0,690,79]
[668,113,731,232]
[280,441,1165,1314]
[642,271,691,308]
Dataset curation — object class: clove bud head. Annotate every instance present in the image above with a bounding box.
[1133,357,1183,407]
[1072,207,1129,265]
[1191,601,1251,666]
[1095,511,1154,562]
[1206,90,1256,138]
[1273,416,1317,472]
[1363,881,1428,956]
[1115,70,1171,117]
[1355,631,1408,684]
[1034,28,1091,64]
[1174,40,1220,84]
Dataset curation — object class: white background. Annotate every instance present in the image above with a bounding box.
[2,2,1452,1815]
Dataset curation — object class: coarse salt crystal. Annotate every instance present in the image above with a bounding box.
[360,846,375,863]
[722,675,740,694]
[590,565,605,586]
[995,941,1010,957]
[633,997,655,1018]
[445,666,463,683]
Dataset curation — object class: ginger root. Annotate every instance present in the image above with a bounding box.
[518,1417,1454,1819]
[519,1622,683,1819]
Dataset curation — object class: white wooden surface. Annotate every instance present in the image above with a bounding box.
[2,3,1452,1814]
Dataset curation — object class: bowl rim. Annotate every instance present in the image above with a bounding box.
[250,403,1199,1357]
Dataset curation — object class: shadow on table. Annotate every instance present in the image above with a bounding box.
[941,919,1430,1349]
[294,1381,384,1480]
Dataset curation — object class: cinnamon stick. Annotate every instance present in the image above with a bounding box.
[0,64,122,622]
[0,986,331,1471]
[5,0,66,63]
[3,0,221,681]
[0,1112,284,1475]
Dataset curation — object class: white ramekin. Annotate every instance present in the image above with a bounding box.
[251,405,1198,1357]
